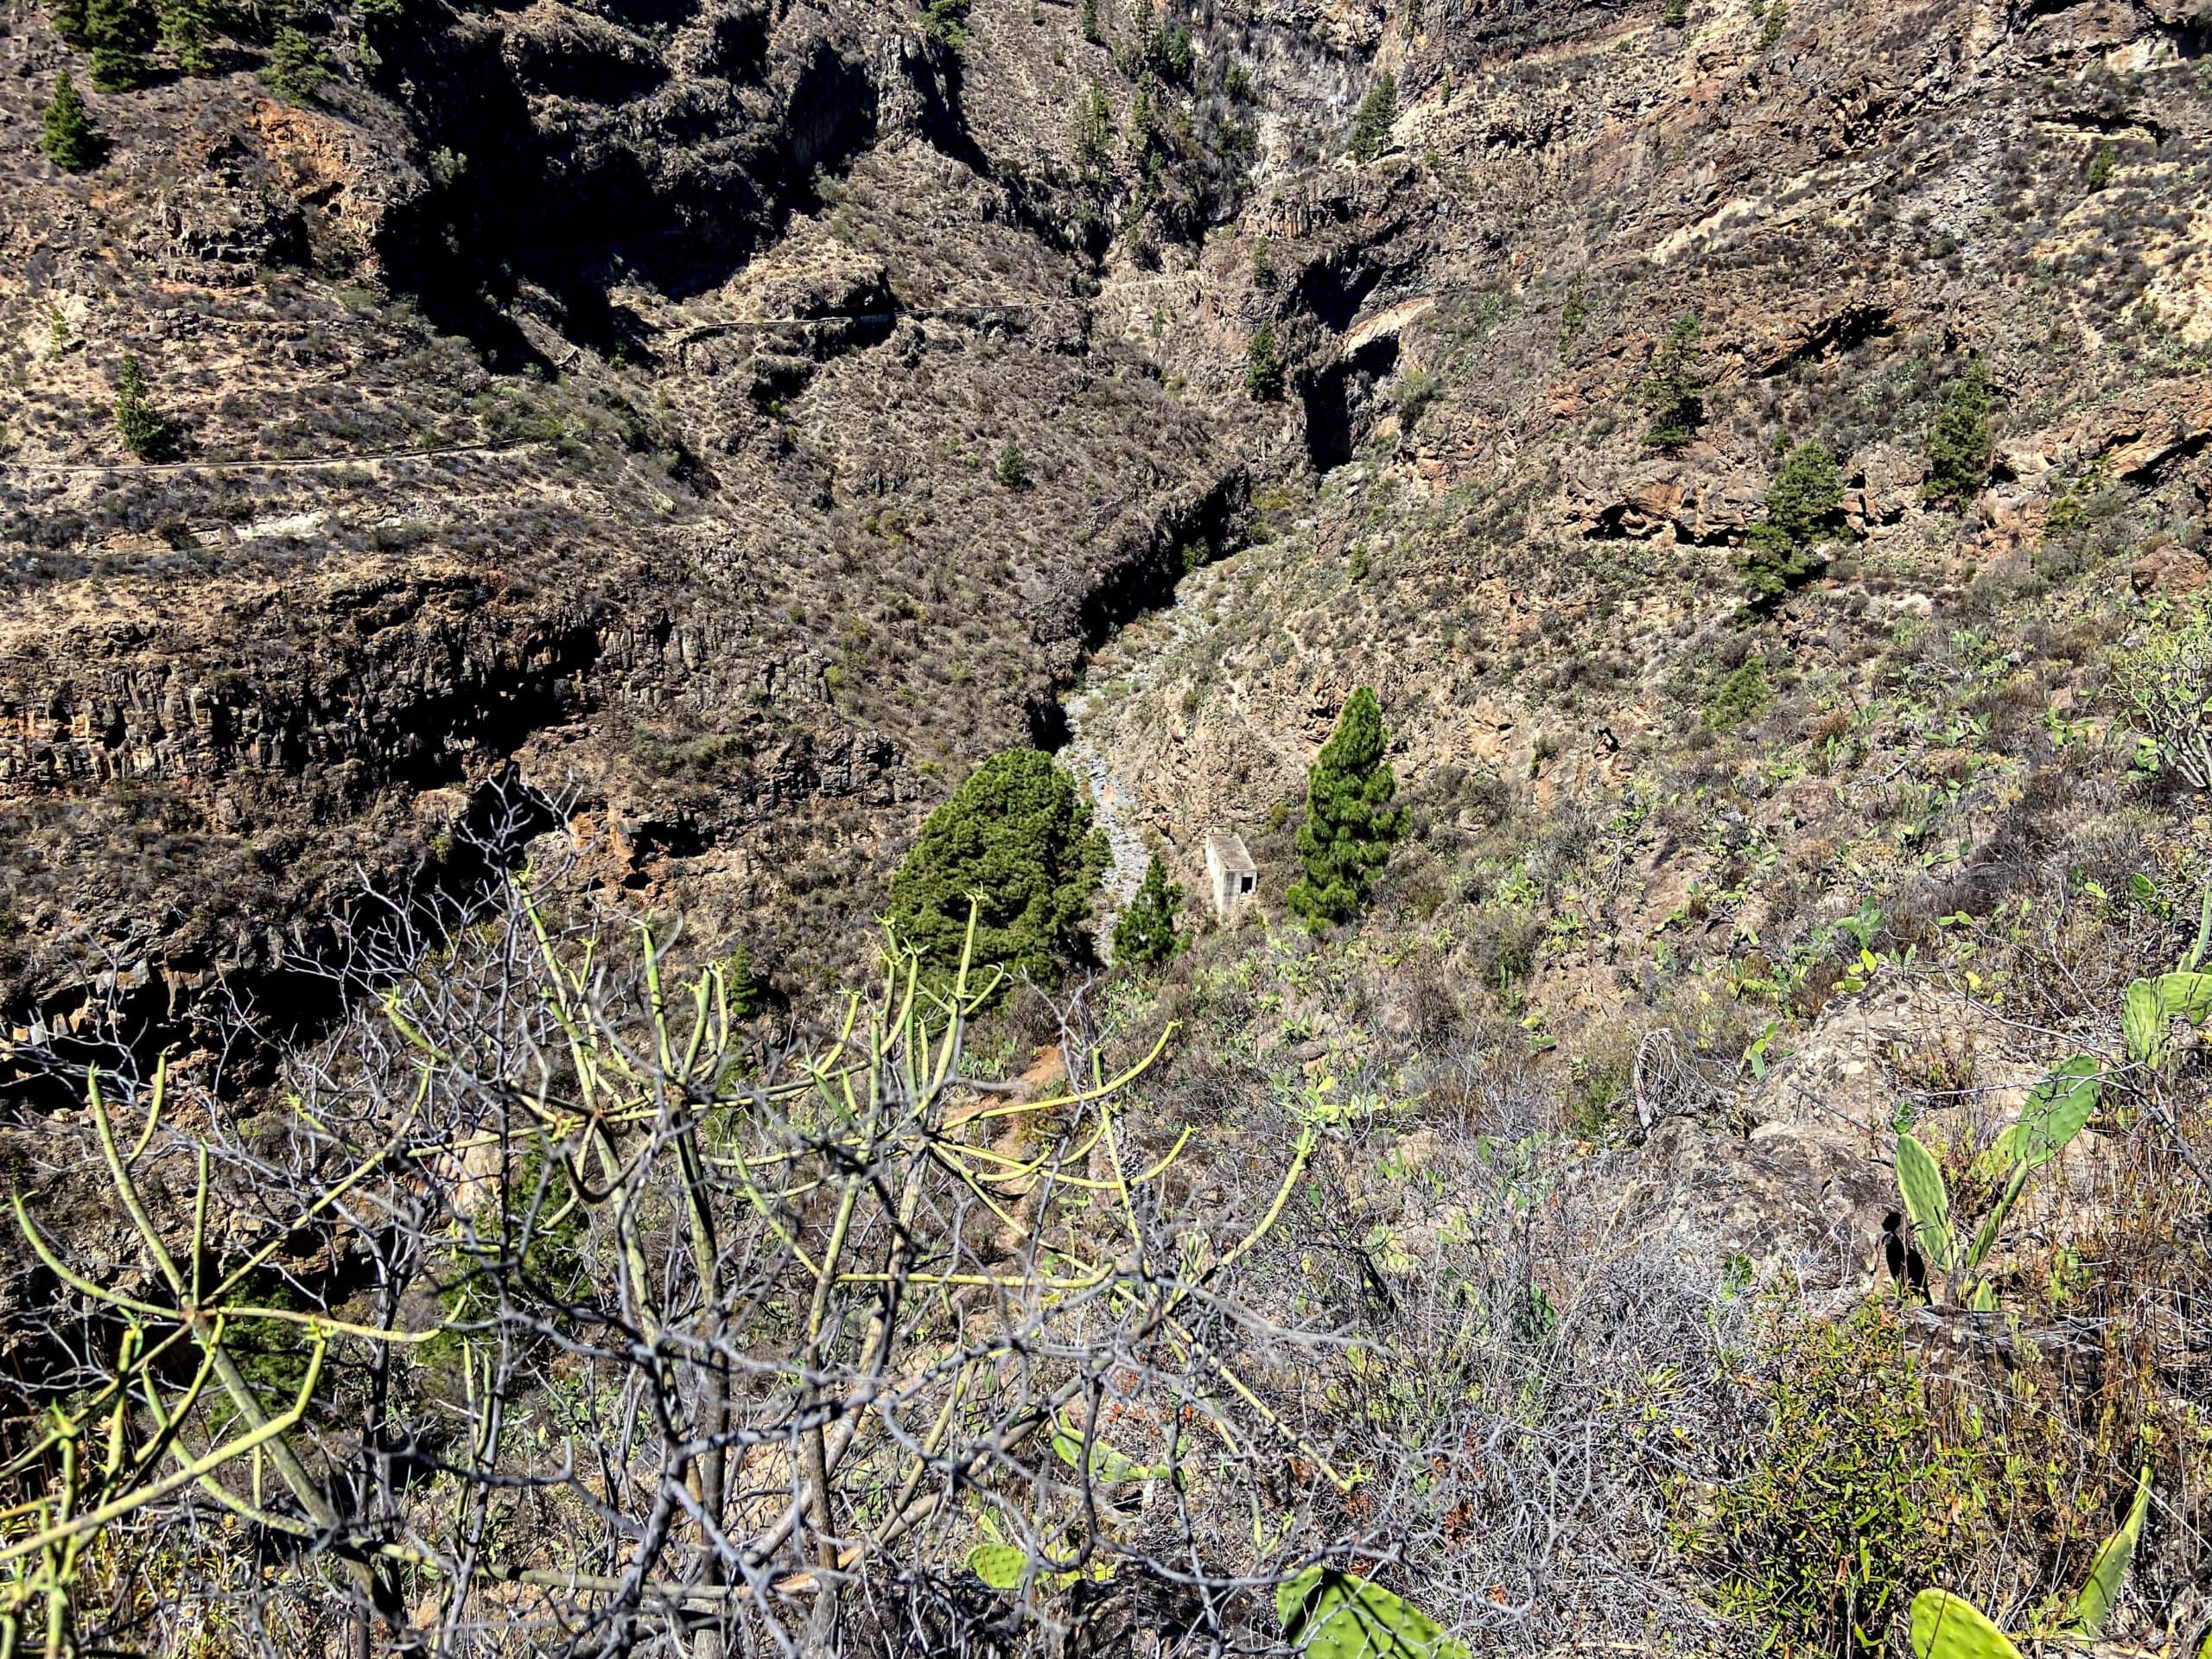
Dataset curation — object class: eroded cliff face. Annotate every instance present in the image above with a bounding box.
[0,0,1279,1038]
[3,0,2209,1049]
[1073,0,2212,925]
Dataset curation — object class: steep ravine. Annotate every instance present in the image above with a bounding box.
[1063,552,1255,956]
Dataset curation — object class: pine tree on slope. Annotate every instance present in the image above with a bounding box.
[1114,855,1184,966]
[1288,687,1407,931]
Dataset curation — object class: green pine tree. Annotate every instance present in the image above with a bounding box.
[1347,73,1396,162]
[52,0,89,45]
[85,0,154,89]
[159,0,224,74]
[1079,0,1102,43]
[1148,20,1192,81]
[1126,76,1155,161]
[1112,855,1183,966]
[921,0,969,50]
[1764,439,1844,541]
[113,353,170,459]
[995,439,1029,489]
[1923,361,1993,506]
[39,72,101,171]
[261,24,329,103]
[1287,687,1407,931]
[1246,321,1283,401]
[1741,439,1844,606]
[1071,76,1112,169]
[887,749,1109,992]
[1641,315,1703,448]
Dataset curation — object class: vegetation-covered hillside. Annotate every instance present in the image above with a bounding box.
[3,0,2210,1652]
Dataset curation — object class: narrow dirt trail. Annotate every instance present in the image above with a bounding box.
[0,438,543,476]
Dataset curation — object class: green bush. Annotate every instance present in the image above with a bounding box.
[1112,855,1183,966]
[1347,73,1396,162]
[922,0,969,49]
[38,72,101,171]
[1393,367,1440,429]
[1704,656,1773,731]
[417,1139,591,1392]
[2087,142,2115,192]
[1678,1302,1987,1657]
[52,0,87,45]
[2107,607,2212,789]
[1923,362,1993,506]
[1288,687,1407,931]
[1246,321,1284,401]
[995,438,1029,489]
[1742,440,1843,606]
[1465,903,1543,990]
[887,749,1109,991]
[1559,278,1588,349]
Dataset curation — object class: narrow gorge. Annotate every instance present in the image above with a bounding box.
[3,0,2211,1653]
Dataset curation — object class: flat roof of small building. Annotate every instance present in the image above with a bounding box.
[1204,830,1255,874]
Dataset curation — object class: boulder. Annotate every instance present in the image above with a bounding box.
[2132,542,2209,597]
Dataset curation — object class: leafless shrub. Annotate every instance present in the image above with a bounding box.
[0,811,1360,1657]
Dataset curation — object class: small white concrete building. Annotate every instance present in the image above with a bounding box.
[1204,830,1258,923]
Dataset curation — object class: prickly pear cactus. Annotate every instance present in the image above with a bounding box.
[2125,979,2168,1067]
[1276,1567,1471,1659]
[1051,1419,1166,1485]
[1895,1132,1955,1270]
[2160,969,2212,1024]
[2069,1465,2152,1637]
[1909,1590,2019,1659]
[2014,1055,2099,1166]
[968,1543,1029,1592]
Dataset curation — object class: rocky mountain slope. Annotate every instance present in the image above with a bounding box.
[3,0,2212,1649]
[0,0,1287,1045]
[9,0,2197,1046]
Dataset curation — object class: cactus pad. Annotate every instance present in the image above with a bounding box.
[1895,1132,1955,1270]
[1909,1590,2018,1659]
[968,1543,1029,1592]
[1277,1567,1471,1659]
